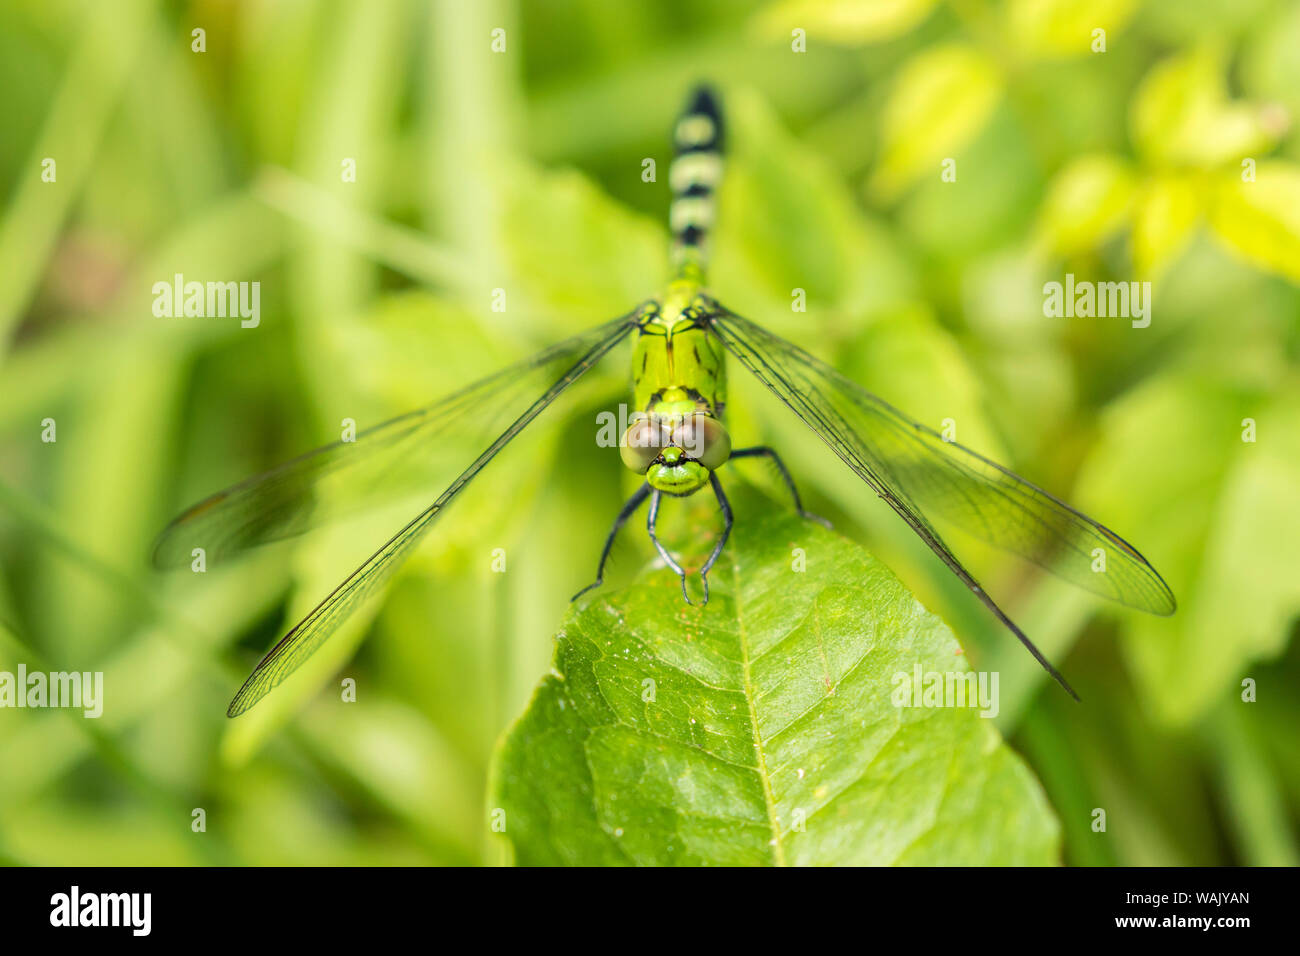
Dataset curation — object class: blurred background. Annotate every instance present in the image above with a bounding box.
[1,0,1298,866]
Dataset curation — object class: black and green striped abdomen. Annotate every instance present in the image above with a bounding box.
[669,86,724,276]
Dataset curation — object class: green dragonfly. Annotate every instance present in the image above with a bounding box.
[155,86,1175,716]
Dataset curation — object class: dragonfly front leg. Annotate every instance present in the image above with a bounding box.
[572,483,652,601]
[696,471,733,606]
[730,445,831,527]
[647,489,693,604]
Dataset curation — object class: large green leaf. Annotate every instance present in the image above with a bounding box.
[489,491,1059,865]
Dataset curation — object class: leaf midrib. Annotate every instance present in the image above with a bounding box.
[730,553,787,866]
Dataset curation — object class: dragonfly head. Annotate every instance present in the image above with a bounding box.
[646,447,711,495]
[621,412,731,496]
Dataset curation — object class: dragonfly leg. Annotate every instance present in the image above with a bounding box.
[647,489,692,604]
[697,471,734,605]
[730,446,831,528]
[572,483,653,601]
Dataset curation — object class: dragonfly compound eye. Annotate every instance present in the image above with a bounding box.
[620,418,672,473]
[675,413,731,470]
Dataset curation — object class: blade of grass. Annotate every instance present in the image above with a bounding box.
[0,188,285,429]
[1207,699,1300,865]
[0,0,156,352]
[0,619,233,865]
[255,167,472,291]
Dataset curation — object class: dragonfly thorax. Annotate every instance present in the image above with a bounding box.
[632,292,727,411]
[626,286,730,496]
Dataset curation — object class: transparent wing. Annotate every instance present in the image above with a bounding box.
[710,305,1176,698]
[161,313,638,717]
[154,313,636,569]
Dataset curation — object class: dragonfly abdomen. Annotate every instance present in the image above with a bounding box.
[669,86,724,277]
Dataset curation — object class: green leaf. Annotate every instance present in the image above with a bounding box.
[1034,153,1136,256]
[751,0,938,46]
[489,491,1060,865]
[868,44,1003,202]
[1208,162,1300,282]
[1005,0,1137,60]
[1130,47,1282,168]
[1131,171,1203,281]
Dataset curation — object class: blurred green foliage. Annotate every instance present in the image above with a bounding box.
[1,0,1297,866]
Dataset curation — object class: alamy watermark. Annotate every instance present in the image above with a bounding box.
[1043,273,1151,328]
[891,664,999,718]
[152,273,260,328]
[596,404,707,457]
[50,886,150,936]
[0,665,103,718]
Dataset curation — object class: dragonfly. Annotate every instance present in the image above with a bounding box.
[155,86,1175,716]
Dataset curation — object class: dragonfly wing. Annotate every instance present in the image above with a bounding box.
[710,306,1174,614]
[710,306,1176,699]
[154,312,637,569]
[214,313,637,716]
